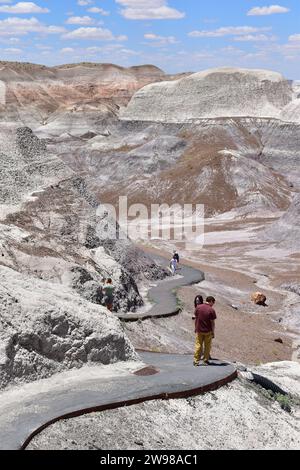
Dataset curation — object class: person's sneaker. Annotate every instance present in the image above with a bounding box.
[203,360,211,366]
[193,361,200,367]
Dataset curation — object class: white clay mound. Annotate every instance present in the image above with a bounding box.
[121,67,294,123]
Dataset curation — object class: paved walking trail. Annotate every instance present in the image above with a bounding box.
[0,256,236,450]
[117,255,205,321]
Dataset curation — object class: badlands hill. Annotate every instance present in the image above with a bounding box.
[0,124,166,389]
[0,61,177,135]
[54,67,300,218]
[264,194,300,248]
[54,66,299,225]
[121,68,294,122]
[0,63,300,449]
[1,63,300,390]
[1,63,297,224]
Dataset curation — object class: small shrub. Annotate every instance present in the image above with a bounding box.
[274,394,293,413]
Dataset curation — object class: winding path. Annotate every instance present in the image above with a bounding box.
[117,255,205,321]
[0,255,237,450]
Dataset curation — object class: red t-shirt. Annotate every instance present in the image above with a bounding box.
[195,304,217,333]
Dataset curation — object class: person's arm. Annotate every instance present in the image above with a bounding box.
[211,320,215,338]
[210,308,217,338]
[193,308,197,329]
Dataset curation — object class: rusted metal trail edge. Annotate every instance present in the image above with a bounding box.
[21,369,237,450]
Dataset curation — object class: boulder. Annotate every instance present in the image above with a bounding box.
[251,292,267,306]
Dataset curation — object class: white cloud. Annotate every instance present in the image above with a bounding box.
[36,44,52,50]
[0,17,65,36]
[4,47,22,53]
[116,0,185,20]
[268,40,300,61]
[87,44,140,56]
[247,5,290,16]
[144,33,179,45]
[0,2,50,14]
[77,0,93,5]
[88,7,110,16]
[66,16,95,25]
[289,34,300,42]
[189,26,271,38]
[45,25,67,34]
[234,34,276,42]
[86,46,102,53]
[63,27,127,42]
[60,47,75,53]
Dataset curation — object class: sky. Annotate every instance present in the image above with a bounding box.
[0,1,299,78]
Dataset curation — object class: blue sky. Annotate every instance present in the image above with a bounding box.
[0,1,299,78]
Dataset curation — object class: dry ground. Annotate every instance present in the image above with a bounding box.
[123,216,300,365]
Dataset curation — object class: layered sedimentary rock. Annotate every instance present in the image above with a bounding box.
[280,99,300,124]
[0,125,166,388]
[264,194,300,248]
[121,68,294,123]
[0,62,170,135]
[0,265,136,389]
[65,118,293,217]
[1,63,300,390]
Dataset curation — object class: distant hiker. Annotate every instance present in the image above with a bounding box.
[173,250,180,264]
[103,278,114,312]
[194,295,204,309]
[193,295,204,359]
[192,295,204,319]
[193,296,217,366]
[170,257,177,276]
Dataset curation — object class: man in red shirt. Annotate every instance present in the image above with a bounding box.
[193,296,217,366]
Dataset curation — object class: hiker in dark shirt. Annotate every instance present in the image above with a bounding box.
[193,296,217,366]
[173,250,180,263]
[192,295,203,320]
[194,295,204,309]
[193,294,204,357]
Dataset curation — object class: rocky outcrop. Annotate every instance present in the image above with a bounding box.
[263,194,300,248]
[280,98,300,124]
[0,62,170,135]
[281,283,300,296]
[75,119,293,217]
[0,265,136,390]
[1,61,299,398]
[0,126,71,213]
[0,124,168,388]
[0,127,165,311]
[121,68,293,123]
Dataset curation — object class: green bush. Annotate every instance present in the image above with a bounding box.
[274,394,292,413]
